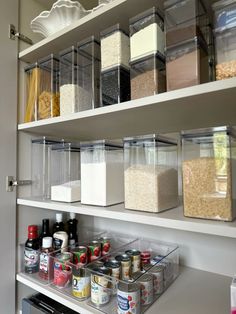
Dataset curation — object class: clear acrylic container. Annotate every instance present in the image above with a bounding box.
[212,0,236,31]
[124,135,178,213]
[86,238,179,314]
[181,126,236,221]
[24,62,38,122]
[129,7,165,62]
[81,141,124,206]
[130,54,166,100]
[31,137,61,199]
[100,24,130,72]
[166,37,209,91]
[59,46,79,116]
[164,0,208,48]
[77,36,101,111]
[101,66,130,106]
[50,142,81,203]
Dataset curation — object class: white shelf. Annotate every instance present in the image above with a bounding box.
[17,198,236,238]
[19,0,159,63]
[16,267,231,314]
[18,78,236,140]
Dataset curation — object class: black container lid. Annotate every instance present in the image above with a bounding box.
[181,126,236,139]
[129,52,165,67]
[129,7,164,25]
[100,23,128,38]
[80,140,123,150]
[124,134,177,146]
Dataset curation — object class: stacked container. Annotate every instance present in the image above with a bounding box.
[181,126,236,221]
[212,0,236,80]
[80,140,124,206]
[164,0,210,90]
[24,55,60,122]
[50,142,81,202]
[31,137,61,199]
[129,8,166,100]
[124,135,178,213]
[100,24,130,106]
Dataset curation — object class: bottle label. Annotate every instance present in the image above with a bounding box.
[53,238,63,251]
[69,239,76,248]
[39,252,49,274]
[24,248,39,272]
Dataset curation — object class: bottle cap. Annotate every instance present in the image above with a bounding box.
[28,225,38,233]
[56,213,63,222]
[69,212,76,219]
[42,237,52,248]
[42,218,49,224]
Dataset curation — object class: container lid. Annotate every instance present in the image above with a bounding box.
[129,52,165,68]
[115,254,131,262]
[24,62,38,72]
[124,134,177,146]
[38,54,59,65]
[51,142,80,152]
[31,137,61,146]
[129,7,164,26]
[213,0,236,32]
[42,237,53,248]
[59,45,78,57]
[212,0,236,11]
[77,35,100,48]
[181,126,236,138]
[80,140,123,150]
[164,0,206,16]
[100,23,128,38]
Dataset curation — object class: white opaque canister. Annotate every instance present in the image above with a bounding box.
[81,140,124,206]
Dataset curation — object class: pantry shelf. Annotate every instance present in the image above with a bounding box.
[17,198,236,238]
[19,0,159,63]
[18,78,236,140]
[17,267,231,314]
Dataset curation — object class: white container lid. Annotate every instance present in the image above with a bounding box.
[42,237,52,248]
[56,212,63,222]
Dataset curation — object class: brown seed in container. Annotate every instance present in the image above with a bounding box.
[216,60,236,80]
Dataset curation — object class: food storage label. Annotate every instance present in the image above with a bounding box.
[39,252,49,273]
[72,275,90,299]
[24,248,39,269]
[117,289,140,314]
[91,275,110,305]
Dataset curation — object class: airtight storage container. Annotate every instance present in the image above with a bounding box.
[181,126,236,221]
[50,142,81,202]
[124,135,178,213]
[81,141,124,206]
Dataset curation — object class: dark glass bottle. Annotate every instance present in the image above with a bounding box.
[67,212,78,247]
[39,219,51,246]
[24,225,40,274]
[53,213,64,233]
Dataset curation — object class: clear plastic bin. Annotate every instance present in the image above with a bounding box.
[31,137,62,199]
[50,142,80,203]
[77,36,101,111]
[81,141,124,206]
[130,54,166,100]
[101,66,130,106]
[59,46,79,115]
[86,238,179,314]
[212,0,236,31]
[100,24,130,72]
[166,37,209,91]
[164,0,208,48]
[181,126,236,221]
[124,135,178,213]
[129,7,165,62]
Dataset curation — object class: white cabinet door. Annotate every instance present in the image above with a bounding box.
[0,0,18,312]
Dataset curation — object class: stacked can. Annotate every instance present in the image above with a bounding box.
[137,273,154,305]
[117,282,140,314]
[53,252,72,288]
[91,266,111,307]
[72,267,90,300]
[115,254,131,281]
[88,240,101,262]
[125,249,141,275]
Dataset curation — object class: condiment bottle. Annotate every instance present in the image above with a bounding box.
[53,231,68,252]
[39,237,53,280]
[53,213,64,233]
[39,218,51,247]
[67,212,78,248]
[24,225,40,274]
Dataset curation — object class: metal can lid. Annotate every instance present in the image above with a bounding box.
[73,246,87,252]
[137,273,153,283]
[72,266,89,277]
[115,254,131,262]
[104,260,121,269]
[118,282,140,293]
[92,266,110,276]
[141,251,151,258]
[125,249,141,256]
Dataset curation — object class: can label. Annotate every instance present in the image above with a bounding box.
[24,248,39,273]
[151,270,164,295]
[111,267,120,279]
[131,255,141,274]
[73,247,87,267]
[88,242,101,262]
[72,275,90,299]
[121,260,131,281]
[53,261,72,288]
[101,238,111,256]
[91,274,110,306]
[117,289,140,314]
[139,279,153,305]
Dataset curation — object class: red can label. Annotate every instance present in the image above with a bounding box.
[73,246,88,267]
[53,260,72,288]
[101,238,111,256]
[88,241,101,262]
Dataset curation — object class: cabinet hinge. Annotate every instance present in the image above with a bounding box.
[9,24,33,45]
[6,176,32,192]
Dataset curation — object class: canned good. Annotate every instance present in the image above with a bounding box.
[115,254,131,281]
[149,265,164,295]
[117,282,140,314]
[137,273,153,305]
[104,260,121,279]
[73,246,88,267]
[125,249,141,274]
[53,256,72,288]
[88,240,101,262]
[141,251,151,269]
[158,258,173,284]
[99,237,111,256]
[72,267,90,300]
[56,252,72,263]
[91,266,111,307]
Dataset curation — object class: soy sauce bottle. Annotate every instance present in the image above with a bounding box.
[53,213,64,233]
[67,212,78,248]
[24,225,40,274]
[39,219,51,247]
